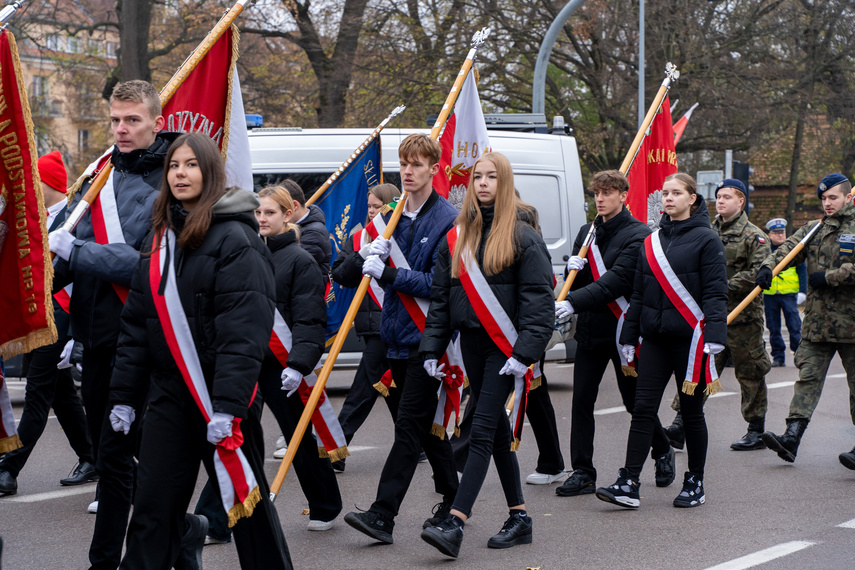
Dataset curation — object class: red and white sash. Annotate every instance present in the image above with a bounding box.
[446,226,542,451]
[149,229,260,527]
[268,309,349,462]
[54,284,73,313]
[586,237,634,369]
[644,231,720,395]
[365,214,467,438]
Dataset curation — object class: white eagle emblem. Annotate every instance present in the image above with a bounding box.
[448,184,467,211]
[647,190,663,230]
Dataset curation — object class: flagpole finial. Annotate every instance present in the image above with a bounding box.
[0,1,26,27]
[390,105,406,118]
[471,27,491,48]
[664,62,680,84]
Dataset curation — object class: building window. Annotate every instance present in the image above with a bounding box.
[86,38,102,55]
[78,129,90,152]
[105,42,117,58]
[31,76,49,115]
[50,100,63,117]
[66,36,80,53]
[45,34,62,51]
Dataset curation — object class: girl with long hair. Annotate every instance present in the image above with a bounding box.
[596,172,727,510]
[107,133,292,569]
[419,152,554,557]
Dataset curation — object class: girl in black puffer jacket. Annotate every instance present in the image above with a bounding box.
[108,133,292,569]
[596,172,727,512]
[419,152,554,558]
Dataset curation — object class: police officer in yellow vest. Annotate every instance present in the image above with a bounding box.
[763,218,807,367]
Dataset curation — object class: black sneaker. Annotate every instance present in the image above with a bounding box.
[673,472,705,508]
[331,459,345,473]
[840,446,855,470]
[420,516,463,558]
[654,447,676,488]
[595,468,640,509]
[555,471,596,497]
[487,512,533,549]
[344,511,394,544]
[422,501,452,529]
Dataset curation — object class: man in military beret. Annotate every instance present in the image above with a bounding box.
[762,218,806,367]
[755,173,855,469]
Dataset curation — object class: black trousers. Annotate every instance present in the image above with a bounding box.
[571,343,670,480]
[451,356,564,475]
[451,329,524,518]
[370,350,459,519]
[81,346,117,466]
[625,338,709,480]
[121,382,292,570]
[338,335,399,444]
[0,309,92,477]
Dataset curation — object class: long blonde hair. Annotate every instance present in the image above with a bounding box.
[258,185,300,237]
[451,152,524,277]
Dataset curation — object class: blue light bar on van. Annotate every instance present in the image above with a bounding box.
[246,114,264,128]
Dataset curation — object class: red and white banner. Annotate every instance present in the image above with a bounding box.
[433,68,491,208]
[586,238,633,368]
[268,309,349,462]
[672,102,699,145]
[626,95,678,229]
[150,229,260,527]
[0,29,56,360]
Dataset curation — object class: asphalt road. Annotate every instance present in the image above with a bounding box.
[3,353,855,569]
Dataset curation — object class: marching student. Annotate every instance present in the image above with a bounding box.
[331,183,402,470]
[419,152,554,557]
[553,170,674,499]
[344,133,460,544]
[596,173,727,510]
[282,179,332,276]
[107,133,292,569]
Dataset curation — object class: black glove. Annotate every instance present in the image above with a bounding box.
[755,266,773,289]
[808,271,828,289]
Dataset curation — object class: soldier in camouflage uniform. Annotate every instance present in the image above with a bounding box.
[755,173,855,469]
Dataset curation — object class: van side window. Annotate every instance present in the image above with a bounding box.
[515,174,562,244]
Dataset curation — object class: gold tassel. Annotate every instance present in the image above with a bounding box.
[510,438,521,452]
[372,381,389,397]
[65,173,88,205]
[218,25,241,161]
[621,365,638,378]
[681,380,697,396]
[453,425,460,438]
[0,434,23,454]
[326,446,351,463]
[462,377,469,389]
[430,423,447,440]
[380,203,393,215]
[704,378,723,396]
[227,484,262,528]
[529,376,541,391]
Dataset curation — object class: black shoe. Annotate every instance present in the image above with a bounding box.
[60,461,99,486]
[344,511,394,544]
[418,451,428,463]
[487,512,532,549]
[771,359,785,367]
[420,516,463,558]
[839,446,855,470]
[0,468,17,495]
[331,459,345,473]
[423,500,452,529]
[762,418,808,463]
[174,513,208,570]
[664,413,685,450]
[731,420,766,451]
[673,472,705,508]
[595,468,640,509]
[555,471,595,497]
[654,447,676,487]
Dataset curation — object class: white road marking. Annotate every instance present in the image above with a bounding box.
[15,415,56,426]
[703,540,815,570]
[265,445,377,463]
[767,381,796,389]
[594,406,628,416]
[827,373,847,379]
[709,390,738,399]
[4,485,95,503]
[836,518,855,529]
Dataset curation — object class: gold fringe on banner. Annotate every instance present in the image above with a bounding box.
[219,25,240,162]
[0,434,22,454]
[430,423,447,440]
[226,485,261,528]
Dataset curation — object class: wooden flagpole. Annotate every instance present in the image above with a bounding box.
[269,27,493,500]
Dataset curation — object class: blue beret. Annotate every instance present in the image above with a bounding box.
[766,218,786,231]
[715,178,747,198]
[817,173,849,197]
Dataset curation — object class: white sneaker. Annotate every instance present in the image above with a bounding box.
[273,446,287,459]
[204,535,230,545]
[275,434,286,449]
[88,500,99,513]
[307,519,334,531]
[525,471,565,485]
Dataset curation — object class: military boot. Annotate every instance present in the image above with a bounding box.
[761,418,808,463]
[731,419,766,451]
[839,446,855,471]
[663,413,685,450]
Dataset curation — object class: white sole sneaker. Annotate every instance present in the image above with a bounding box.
[204,535,230,545]
[307,519,334,531]
[88,500,99,514]
[273,446,287,459]
[275,435,286,449]
[525,471,565,485]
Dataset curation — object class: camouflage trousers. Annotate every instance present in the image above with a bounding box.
[670,321,771,422]
[788,340,855,424]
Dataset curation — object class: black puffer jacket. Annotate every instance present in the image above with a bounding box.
[619,199,727,346]
[296,204,332,276]
[420,206,554,366]
[567,207,651,349]
[330,233,382,337]
[109,189,276,420]
[266,229,326,375]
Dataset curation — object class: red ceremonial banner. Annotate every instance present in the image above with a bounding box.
[0,29,56,359]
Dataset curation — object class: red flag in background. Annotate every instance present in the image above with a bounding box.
[672,102,699,145]
[626,95,678,228]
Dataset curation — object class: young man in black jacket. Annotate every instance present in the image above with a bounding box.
[554,171,675,497]
[283,179,332,276]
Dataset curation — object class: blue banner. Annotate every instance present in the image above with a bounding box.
[315,136,383,342]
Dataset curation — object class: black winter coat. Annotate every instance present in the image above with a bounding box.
[567,206,651,349]
[420,206,554,366]
[265,229,326,375]
[619,199,728,346]
[110,190,277,420]
[330,233,382,337]
[296,204,332,276]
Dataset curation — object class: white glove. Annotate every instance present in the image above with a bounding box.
[797,292,806,305]
[423,359,445,380]
[49,229,75,261]
[703,342,725,355]
[555,300,574,319]
[362,255,385,280]
[621,344,635,364]
[57,339,75,369]
[206,412,234,445]
[499,356,528,378]
[280,367,303,397]
[367,237,392,261]
[109,405,136,435]
[566,255,587,272]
